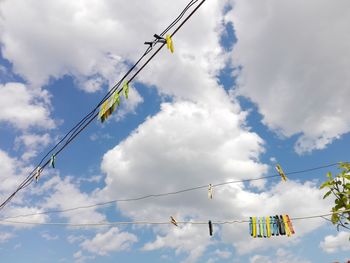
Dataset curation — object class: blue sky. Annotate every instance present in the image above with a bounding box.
[0,0,350,262]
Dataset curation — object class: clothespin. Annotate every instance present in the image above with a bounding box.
[266,216,271,238]
[165,34,174,53]
[278,215,286,235]
[153,34,174,53]
[249,217,253,236]
[170,216,178,227]
[99,100,109,123]
[123,81,129,99]
[208,184,213,199]
[270,216,275,236]
[259,217,263,238]
[285,215,295,234]
[114,91,120,107]
[275,164,287,181]
[261,217,267,237]
[282,215,291,237]
[49,154,56,168]
[252,217,257,238]
[208,220,213,236]
[34,167,42,182]
[273,215,279,236]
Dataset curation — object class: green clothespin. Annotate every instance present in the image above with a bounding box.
[275,164,287,181]
[50,154,56,168]
[123,81,129,99]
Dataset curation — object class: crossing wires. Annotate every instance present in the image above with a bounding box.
[0,0,206,211]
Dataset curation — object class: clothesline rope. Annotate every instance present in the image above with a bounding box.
[1,162,342,221]
[1,208,349,227]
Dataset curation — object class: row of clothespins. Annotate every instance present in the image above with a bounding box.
[249,215,295,238]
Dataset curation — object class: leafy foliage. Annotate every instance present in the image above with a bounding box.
[320,162,350,230]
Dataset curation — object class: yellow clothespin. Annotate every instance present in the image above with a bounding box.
[266,216,271,238]
[208,184,213,199]
[34,167,42,182]
[165,34,174,53]
[170,216,178,226]
[252,217,257,238]
[282,215,292,237]
[99,100,109,122]
[123,81,129,99]
[275,164,287,181]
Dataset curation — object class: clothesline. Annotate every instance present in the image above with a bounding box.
[1,208,348,227]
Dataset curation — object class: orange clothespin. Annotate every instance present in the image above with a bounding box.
[285,215,295,234]
[208,184,213,199]
[275,164,287,181]
[170,216,178,226]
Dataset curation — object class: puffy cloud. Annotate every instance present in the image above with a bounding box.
[250,248,311,263]
[41,232,59,241]
[14,133,51,161]
[320,231,350,253]
[227,0,350,153]
[0,232,14,243]
[0,82,54,130]
[39,176,106,225]
[80,227,138,256]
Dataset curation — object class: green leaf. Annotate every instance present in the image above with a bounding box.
[323,190,332,199]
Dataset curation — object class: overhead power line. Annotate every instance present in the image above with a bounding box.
[1,162,341,220]
[1,208,349,227]
[0,0,205,212]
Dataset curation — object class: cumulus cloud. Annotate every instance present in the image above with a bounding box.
[250,248,311,263]
[320,231,350,253]
[0,82,54,130]
[14,133,51,161]
[39,176,106,225]
[0,232,14,243]
[80,227,138,256]
[227,0,350,153]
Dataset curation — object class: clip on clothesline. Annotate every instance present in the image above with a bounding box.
[153,34,174,53]
[249,215,295,238]
[276,164,288,181]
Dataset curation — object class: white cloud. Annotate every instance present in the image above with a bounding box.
[214,249,232,259]
[0,82,54,130]
[39,176,106,225]
[80,227,138,256]
[227,0,350,153]
[14,133,51,161]
[320,231,350,253]
[0,232,14,243]
[250,248,311,263]
[41,232,59,241]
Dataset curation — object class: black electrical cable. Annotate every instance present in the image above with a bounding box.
[1,161,341,220]
[0,0,207,211]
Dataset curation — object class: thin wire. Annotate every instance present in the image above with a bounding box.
[0,0,207,211]
[1,209,349,227]
[1,162,342,220]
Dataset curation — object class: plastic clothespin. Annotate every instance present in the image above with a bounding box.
[123,81,129,99]
[266,216,271,238]
[249,217,253,237]
[259,217,264,238]
[208,220,213,236]
[262,217,267,238]
[165,34,174,53]
[49,154,56,168]
[153,34,174,53]
[34,167,42,182]
[285,215,295,235]
[208,184,213,199]
[275,164,287,181]
[252,217,257,238]
[99,100,109,123]
[277,215,286,235]
[170,216,178,227]
[282,215,291,237]
[273,215,279,236]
